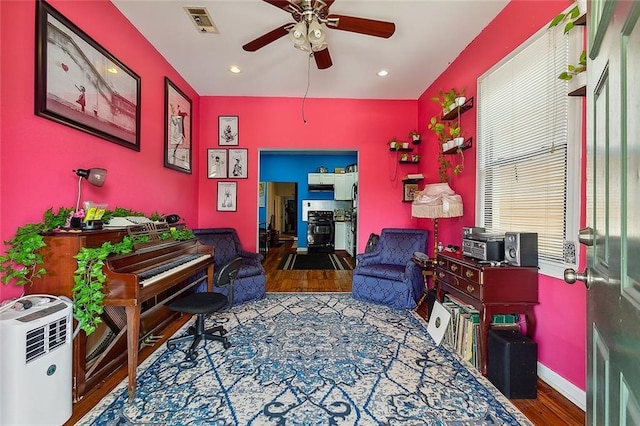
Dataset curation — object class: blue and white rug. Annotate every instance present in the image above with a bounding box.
[80,293,531,425]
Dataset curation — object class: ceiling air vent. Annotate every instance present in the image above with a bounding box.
[184,6,219,34]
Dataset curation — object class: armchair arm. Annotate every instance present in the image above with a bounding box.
[355,250,383,266]
[239,249,263,262]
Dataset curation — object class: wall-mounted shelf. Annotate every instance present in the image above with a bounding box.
[441,97,474,121]
[389,147,413,152]
[568,85,586,97]
[399,159,420,164]
[443,137,473,154]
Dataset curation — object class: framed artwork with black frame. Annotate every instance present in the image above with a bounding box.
[218,115,238,146]
[217,181,237,212]
[164,77,192,174]
[207,148,227,179]
[403,181,420,202]
[228,148,248,179]
[35,0,141,150]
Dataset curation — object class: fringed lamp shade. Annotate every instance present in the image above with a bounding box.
[411,183,463,219]
[412,182,463,258]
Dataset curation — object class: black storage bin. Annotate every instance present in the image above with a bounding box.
[487,329,537,399]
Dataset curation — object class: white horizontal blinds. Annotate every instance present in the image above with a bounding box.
[478,25,570,263]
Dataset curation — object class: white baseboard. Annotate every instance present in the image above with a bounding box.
[537,362,586,411]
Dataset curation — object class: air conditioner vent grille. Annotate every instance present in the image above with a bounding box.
[184,6,219,34]
[25,316,69,363]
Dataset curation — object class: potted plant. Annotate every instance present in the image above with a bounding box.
[432,88,465,114]
[388,138,401,150]
[408,130,421,143]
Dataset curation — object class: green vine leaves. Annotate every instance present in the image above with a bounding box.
[73,237,134,334]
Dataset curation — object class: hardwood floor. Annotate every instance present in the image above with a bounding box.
[68,239,585,425]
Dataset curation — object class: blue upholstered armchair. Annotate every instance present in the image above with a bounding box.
[193,228,266,305]
[352,228,429,309]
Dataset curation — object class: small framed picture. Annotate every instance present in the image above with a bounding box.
[207,149,227,179]
[217,181,237,212]
[218,115,238,146]
[228,148,248,179]
[164,78,192,173]
[403,182,420,202]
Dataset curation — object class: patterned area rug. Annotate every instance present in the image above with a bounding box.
[278,253,353,270]
[79,293,531,425]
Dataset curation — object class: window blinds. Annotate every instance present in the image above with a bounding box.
[478,25,571,263]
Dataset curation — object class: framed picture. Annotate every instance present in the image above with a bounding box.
[258,182,266,208]
[218,116,239,146]
[207,149,227,179]
[228,148,248,179]
[217,181,237,212]
[164,77,192,174]
[403,182,420,202]
[35,0,141,150]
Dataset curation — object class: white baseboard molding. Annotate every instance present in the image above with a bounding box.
[537,362,586,411]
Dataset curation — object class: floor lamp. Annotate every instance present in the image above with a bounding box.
[411,182,463,258]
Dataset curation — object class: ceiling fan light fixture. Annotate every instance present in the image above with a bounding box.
[290,21,307,42]
[307,19,325,44]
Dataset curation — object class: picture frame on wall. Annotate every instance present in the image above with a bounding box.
[207,149,227,179]
[218,115,239,146]
[217,181,237,212]
[228,148,248,179]
[164,77,192,174]
[35,0,141,151]
[403,181,420,202]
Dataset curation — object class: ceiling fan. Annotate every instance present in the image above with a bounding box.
[242,0,396,70]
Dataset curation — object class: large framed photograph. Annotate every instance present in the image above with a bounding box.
[228,148,248,179]
[217,181,237,212]
[35,0,141,151]
[218,116,239,146]
[207,149,227,179]
[164,77,192,173]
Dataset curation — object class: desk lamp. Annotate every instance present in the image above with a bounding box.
[72,168,107,229]
[411,182,463,258]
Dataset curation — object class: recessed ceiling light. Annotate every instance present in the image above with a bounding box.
[229,65,241,74]
[377,69,389,77]
[107,67,118,74]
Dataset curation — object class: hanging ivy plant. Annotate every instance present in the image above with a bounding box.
[0,207,73,286]
[73,237,135,334]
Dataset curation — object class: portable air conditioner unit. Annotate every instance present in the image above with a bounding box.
[0,296,73,425]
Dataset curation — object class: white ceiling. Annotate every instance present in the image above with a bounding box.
[111,0,509,100]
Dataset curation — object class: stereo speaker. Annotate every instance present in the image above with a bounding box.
[487,329,537,399]
[504,232,538,267]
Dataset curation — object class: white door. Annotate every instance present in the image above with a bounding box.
[564,2,640,423]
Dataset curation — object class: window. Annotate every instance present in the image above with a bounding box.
[477,19,582,278]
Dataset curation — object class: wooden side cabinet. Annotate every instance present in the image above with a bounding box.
[435,252,538,375]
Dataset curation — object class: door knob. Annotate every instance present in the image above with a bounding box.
[578,227,595,246]
[564,267,606,289]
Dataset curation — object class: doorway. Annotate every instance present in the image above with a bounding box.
[266,182,297,240]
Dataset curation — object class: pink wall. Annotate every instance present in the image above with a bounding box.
[416,0,586,390]
[1,0,586,392]
[197,97,420,249]
[0,0,201,301]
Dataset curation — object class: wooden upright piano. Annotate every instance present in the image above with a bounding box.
[25,227,215,401]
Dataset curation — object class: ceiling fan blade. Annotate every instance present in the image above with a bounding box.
[314,48,332,69]
[242,25,290,52]
[327,14,396,38]
[262,0,293,11]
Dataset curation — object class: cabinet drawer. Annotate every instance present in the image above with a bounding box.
[438,272,481,299]
[439,257,481,285]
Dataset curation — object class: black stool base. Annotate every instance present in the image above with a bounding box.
[167,313,231,361]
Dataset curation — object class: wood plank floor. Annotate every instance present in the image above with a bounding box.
[67,239,585,425]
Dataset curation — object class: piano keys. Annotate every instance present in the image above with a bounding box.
[25,228,215,401]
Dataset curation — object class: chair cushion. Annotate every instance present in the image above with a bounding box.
[238,263,264,278]
[354,263,405,280]
[168,292,228,315]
